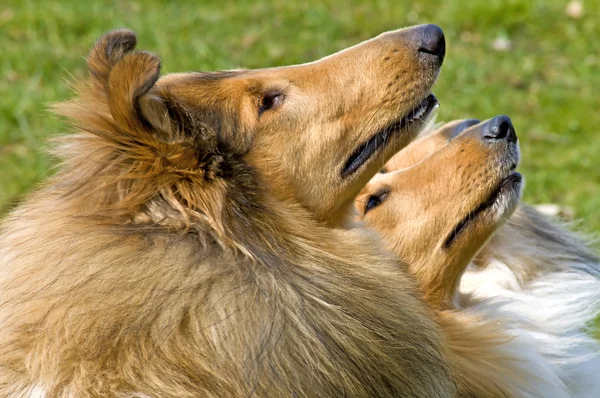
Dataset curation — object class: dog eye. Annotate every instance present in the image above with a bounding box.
[364,190,389,215]
[259,92,284,116]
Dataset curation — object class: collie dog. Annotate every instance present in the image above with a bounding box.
[0,28,464,397]
[358,118,600,397]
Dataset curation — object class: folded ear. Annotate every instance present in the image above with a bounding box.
[87,29,174,137]
[87,29,137,93]
[79,30,220,172]
[53,30,244,223]
[106,50,161,133]
[106,51,218,158]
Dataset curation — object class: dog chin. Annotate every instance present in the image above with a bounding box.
[444,173,523,249]
[489,172,524,223]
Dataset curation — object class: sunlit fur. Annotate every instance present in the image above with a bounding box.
[398,122,600,397]
[0,29,457,397]
[460,205,600,398]
[363,120,600,397]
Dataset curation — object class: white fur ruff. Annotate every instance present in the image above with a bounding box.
[461,261,600,397]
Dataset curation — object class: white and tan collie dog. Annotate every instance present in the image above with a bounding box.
[358,117,600,397]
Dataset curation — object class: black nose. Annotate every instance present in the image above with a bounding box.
[483,115,517,143]
[418,24,445,62]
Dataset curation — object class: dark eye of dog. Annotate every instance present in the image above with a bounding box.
[364,189,389,215]
[259,92,284,116]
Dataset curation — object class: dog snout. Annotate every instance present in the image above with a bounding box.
[482,115,517,144]
[417,24,446,63]
[448,119,481,140]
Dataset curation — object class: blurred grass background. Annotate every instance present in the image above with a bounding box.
[1,0,599,234]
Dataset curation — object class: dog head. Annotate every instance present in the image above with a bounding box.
[355,117,523,308]
[55,27,444,231]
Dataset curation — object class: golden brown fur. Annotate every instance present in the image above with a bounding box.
[368,120,600,397]
[355,119,557,397]
[0,29,457,397]
[357,119,521,309]
[380,119,599,293]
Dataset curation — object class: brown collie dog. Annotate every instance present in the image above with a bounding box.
[0,28,459,397]
[358,118,600,397]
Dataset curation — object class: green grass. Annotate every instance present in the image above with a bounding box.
[1,0,599,235]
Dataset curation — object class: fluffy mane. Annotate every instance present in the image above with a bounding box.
[460,205,600,397]
[0,29,455,397]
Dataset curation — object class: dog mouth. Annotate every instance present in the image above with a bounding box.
[443,168,522,248]
[341,94,439,178]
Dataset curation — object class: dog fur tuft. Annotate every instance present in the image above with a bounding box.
[0,28,457,397]
[51,31,229,232]
[461,206,600,397]
[87,29,137,93]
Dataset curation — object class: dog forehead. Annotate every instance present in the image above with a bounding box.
[156,70,302,107]
[156,70,248,92]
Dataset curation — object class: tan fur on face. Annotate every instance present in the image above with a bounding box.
[0,29,455,397]
[383,121,599,287]
[382,118,475,172]
[361,120,600,397]
[356,119,538,397]
[151,28,441,226]
[357,120,520,308]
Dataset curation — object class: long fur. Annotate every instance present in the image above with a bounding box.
[460,206,600,397]
[362,123,600,397]
[0,29,457,397]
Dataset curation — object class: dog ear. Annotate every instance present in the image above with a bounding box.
[86,31,178,133]
[106,50,162,133]
[86,30,219,171]
[87,29,138,93]
[86,29,170,135]
[52,31,241,222]
[108,54,219,166]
